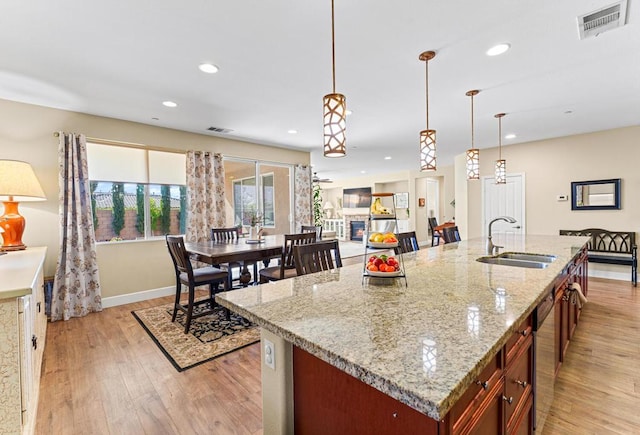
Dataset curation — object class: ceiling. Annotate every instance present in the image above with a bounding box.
[1,1,638,181]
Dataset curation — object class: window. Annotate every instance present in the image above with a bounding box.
[87,143,186,241]
[224,158,292,234]
[232,173,274,227]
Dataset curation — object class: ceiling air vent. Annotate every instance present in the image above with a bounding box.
[206,126,233,134]
[577,0,628,39]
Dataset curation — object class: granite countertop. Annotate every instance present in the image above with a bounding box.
[216,235,588,420]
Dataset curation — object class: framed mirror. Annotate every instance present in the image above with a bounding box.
[571,178,621,210]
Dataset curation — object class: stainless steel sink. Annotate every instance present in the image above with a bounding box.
[476,256,550,269]
[497,252,557,263]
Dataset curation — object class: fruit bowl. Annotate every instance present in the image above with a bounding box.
[366,270,401,277]
[368,241,398,249]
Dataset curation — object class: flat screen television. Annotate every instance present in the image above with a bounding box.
[343,187,371,208]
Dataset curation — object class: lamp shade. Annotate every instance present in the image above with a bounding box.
[323,201,334,210]
[0,160,46,201]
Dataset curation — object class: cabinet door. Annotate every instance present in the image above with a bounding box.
[459,378,505,435]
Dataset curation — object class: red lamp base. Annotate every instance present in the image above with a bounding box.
[1,200,27,251]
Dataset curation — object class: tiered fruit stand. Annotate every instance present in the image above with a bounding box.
[362,192,407,286]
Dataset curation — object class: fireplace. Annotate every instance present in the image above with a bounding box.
[350,221,365,241]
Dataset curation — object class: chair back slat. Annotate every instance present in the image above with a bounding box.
[211,227,240,242]
[427,217,438,231]
[293,240,342,276]
[166,235,194,279]
[301,225,323,239]
[442,226,461,244]
[395,231,419,254]
[282,232,318,270]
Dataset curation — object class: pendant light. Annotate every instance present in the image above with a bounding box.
[465,90,480,180]
[494,113,507,184]
[323,0,346,157]
[419,50,437,171]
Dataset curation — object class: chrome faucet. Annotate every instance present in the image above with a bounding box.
[487,216,517,255]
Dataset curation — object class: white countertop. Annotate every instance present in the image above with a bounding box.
[217,235,588,420]
[0,247,47,299]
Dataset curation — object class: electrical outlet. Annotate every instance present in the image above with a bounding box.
[264,339,275,370]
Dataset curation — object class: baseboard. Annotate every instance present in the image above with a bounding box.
[102,286,175,308]
[588,269,630,283]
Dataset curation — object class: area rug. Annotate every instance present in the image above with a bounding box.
[132,302,260,372]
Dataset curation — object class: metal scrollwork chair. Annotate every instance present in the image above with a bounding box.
[166,235,229,334]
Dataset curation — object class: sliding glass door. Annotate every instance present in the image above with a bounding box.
[223,158,293,235]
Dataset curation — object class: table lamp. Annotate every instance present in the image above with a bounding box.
[0,160,46,251]
[323,201,334,219]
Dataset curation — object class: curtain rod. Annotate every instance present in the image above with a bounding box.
[53,132,185,154]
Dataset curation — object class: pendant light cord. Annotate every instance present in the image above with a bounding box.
[471,93,475,148]
[425,60,429,130]
[498,116,502,159]
[331,0,336,93]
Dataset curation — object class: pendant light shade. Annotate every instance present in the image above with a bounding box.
[323,0,346,158]
[494,113,507,184]
[419,50,437,171]
[465,90,480,180]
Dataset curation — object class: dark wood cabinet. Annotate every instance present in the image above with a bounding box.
[554,246,588,376]
[442,316,534,435]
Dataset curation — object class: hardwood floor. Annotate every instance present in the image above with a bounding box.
[543,277,640,434]
[36,276,638,434]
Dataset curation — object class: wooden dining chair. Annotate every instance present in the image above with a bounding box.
[442,226,461,244]
[301,225,323,240]
[293,240,343,276]
[166,235,230,334]
[394,231,420,254]
[258,232,318,283]
[428,217,441,246]
[210,227,252,288]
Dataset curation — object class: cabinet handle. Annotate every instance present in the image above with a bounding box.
[502,395,513,405]
[515,380,528,388]
[37,302,41,313]
[32,335,37,350]
[520,329,528,336]
[475,380,489,390]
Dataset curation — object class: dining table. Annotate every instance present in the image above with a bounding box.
[185,234,285,285]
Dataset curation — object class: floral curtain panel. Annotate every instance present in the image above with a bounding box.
[294,164,312,232]
[185,151,226,242]
[52,133,102,321]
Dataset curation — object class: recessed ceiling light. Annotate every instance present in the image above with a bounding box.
[198,63,219,74]
[564,110,573,114]
[505,134,516,139]
[151,117,159,121]
[162,101,177,108]
[287,129,298,134]
[486,43,511,56]
[360,170,366,174]
[384,156,392,160]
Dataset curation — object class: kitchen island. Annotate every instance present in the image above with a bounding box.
[216,235,589,434]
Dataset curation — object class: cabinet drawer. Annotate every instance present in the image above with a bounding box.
[504,335,533,427]
[449,351,503,433]
[505,316,532,364]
